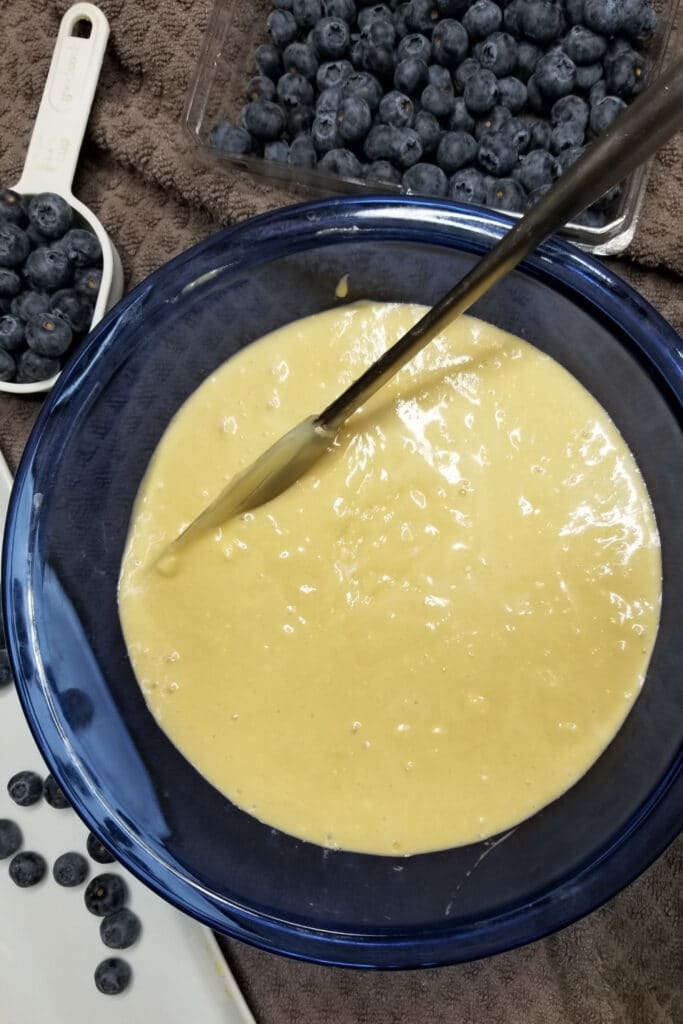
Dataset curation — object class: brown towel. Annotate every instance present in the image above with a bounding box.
[0,2,681,1022]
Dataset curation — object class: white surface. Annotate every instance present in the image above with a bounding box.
[1,3,125,397]
[0,450,255,1023]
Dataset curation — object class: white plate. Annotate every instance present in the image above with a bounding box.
[0,451,255,1023]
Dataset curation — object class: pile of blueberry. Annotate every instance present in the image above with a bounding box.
[0,189,103,384]
[209,0,657,223]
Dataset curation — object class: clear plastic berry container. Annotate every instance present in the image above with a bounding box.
[184,0,680,256]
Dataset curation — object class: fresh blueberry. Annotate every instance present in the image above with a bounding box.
[293,0,323,30]
[246,76,277,103]
[357,4,393,30]
[244,100,286,140]
[26,315,73,357]
[361,34,396,77]
[479,32,518,78]
[7,770,43,807]
[496,77,527,114]
[421,82,454,117]
[278,72,315,108]
[255,44,284,81]
[550,122,584,152]
[87,832,116,865]
[463,69,499,115]
[518,148,559,190]
[431,19,469,67]
[319,147,364,177]
[398,32,432,63]
[364,159,403,184]
[349,34,365,67]
[0,223,30,269]
[583,0,623,36]
[449,96,476,132]
[413,109,442,152]
[0,189,27,227]
[317,85,344,113]
[486,177,526,212]
[343,71,384,110]
[337,95,373,142]
[74,267,102,301]
[11,289,49,321]
[556,144,585,172]
[43,773,71,808]
[0,268,21,299]
[23,248,73,291]
[515,41,541,83]
[518,0,565,43]
[94,958,132,996]
[0,315,25,353]
[379,90,414,127]
[564,0,585,24]
[551,94,589,130]
[268,8,298,46]
[449,166,487,203]
[317,59,353,90]
[85,873,128,917]
[210,121,252,158]
[502,0,523,35]
[478,131,519,175]
[9,851,46,887]
[453,57,480,94]
[500,116,532,152]
[392,2,411,37]
[402,162,449,196]
[621,0,656,46]
[524,184,552,208]
[395,127,423,167]
[589,95,627,135]
[463,0,503,40]
[0,819,22,859]
[27,193,73,239]
[0,348,15,381]
[264,140,291,163]
[312,111,342,151]
[364,124,397,160]
[53,852,89,887]
[604,52,645,97]
[282,43,319,80]
[0,647,13,686]
[313,17,351,59]
[322,0,356,18]
[535,51,576,100]
[16,350,60,383]
[394,56,428,94]
[287,104,314,138]
[575,63,603,91]
[563,26,606,64]
[436,130,477,173]
[100,908,142,950]
[54,228,102,268]
[589,79,608,106]
[287,133,315,165]
[406,0,441,34]
[474,104,512,140]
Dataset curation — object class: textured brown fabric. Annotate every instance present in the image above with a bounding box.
[0,2,681,1022]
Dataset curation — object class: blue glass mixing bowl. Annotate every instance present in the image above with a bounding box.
[3,198,683,969]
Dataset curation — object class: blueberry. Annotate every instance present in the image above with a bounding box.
[393,2,411,37]
[213,121,250,159]
[74,267,102,301]
[317,85,344,113]
[350,35,365,67]
[319,147,364,177]
[463,0,503,40]
[414,109,442,152]
[0,647,13,686]
[516,41,541,82]
[94,958,132,996]
[44,773,71,808]
[10,289,49,321]
[583,0,623,36]
[589,95,627,135]
[496,77,527,115]
[449,166,487,203]
[245,76,277,104]
[263,140,289,163]
[9,851,46,887]
[518,0,565,43]
[278,72,315,109]
[518,148,559,190]
[436,130,477,173]
[463,69,499,115]
[436,0,470,12]
[0,268,21,299]
[361,34,396,77]
[563,26,606,64]
[87,832,116,865]
[450,96,476,132]
[312,111,342,151]
[535,51,576,100]
[621,0,656,46]
[556,144,585,172]
[26,315,72,357]
[364,123,397,160]
[54,228,102,268]
[0,819,22,859]
[589,79,607,107]
[0,348,15,381]
[0,314,25,352]
[293,0,323,29]
[243,100,286,140]
[454,57,480,93]
[7,770,43,807]
[364,159,403,184]
[500,116,532,153]
[550,122,584,152]
[604,52,644,97]
[0,189,27,227]
[24,247,73,291]
[85,873,128,917]
[313,17,351,59]
[431,19,469,67]
[27,193,73,239]
[421,82,454,118]
[524,184,552,208]
[402,162,449,196]
[343,71,383,110]
[475,104,512,140]
[394,56,428,94]
[0,223,30,269]
[502,0,523,35]
[268,8,298,46]
[486,177,526,212]
[322,0,356,18]
[551,94,589,130]
[317,59,353,90]
[16,350,60,383]
[397,32,432,63]
[406,0,441,34]
[478,131,519,175]
[575,63,603,91]
[357,4,393,30]
[100,908,142,950]
[53,851,89,887]
[479,32,518,78]
[255,44,284,81]
[284,106,313,137]
[337,95,373,142]
[379,90,414,127]
[394,127,423,167]
[564,0,585,24]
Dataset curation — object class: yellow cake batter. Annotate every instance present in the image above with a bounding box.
[118,302,661,855]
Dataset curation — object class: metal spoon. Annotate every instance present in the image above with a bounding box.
[166,57,683,558]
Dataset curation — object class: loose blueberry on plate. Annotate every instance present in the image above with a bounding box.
[7,770,43,807]
[100,908,142,950]
[94,957,132,996]
[44,773,71,809]
[87,831,116,865]
[27,193,73,239]
[9,851,46,888]
[0,819,22,859]
[53,852,89,887]
[84,873,128,916]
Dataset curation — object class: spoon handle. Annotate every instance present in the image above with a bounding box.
[14,3,109,197]
[318,57,683,433]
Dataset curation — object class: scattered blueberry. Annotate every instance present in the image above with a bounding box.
[100,908,142,950]
[589,95,627,135]
[449,166,487,203]
[0,348,15,382]
[246,74,278,102]
[462,0,503,40]
[518,0,565,44]
[454,57,481,93]
[53,851,89,887]
[319,147,363,176]
[403,162,449,195]
[497,77,527,114]
[518,148,559,190]
[289,133,318,166]
[9,850,46,887]
[479,32,518,78]
[575,63,603,91]
[406,0,441,34]
[268,8,299,47]
[437,130,477,173]
[535,51,577,100]
[0,223,30,269]
[621,0,656,46]
[44,773,71,809]
[0,189,27,226]
[379,90,414,126]
[343,71,383,110]
[27,193,73,239]
[394,56,428,94]
[94,958,132,996]
[283,42,319,79]
[516,41,542,82]
[364,159,403,184]
[74,267,102,301]
[431,19,468,67]
[317,59,353,90]
[486,176,526,212]
[478,131,519,175]
[474,104,512,141]
[87,832,116,865]
[583,0,623,36]
[255,43,284,80]
[0,818,21,858]
[414,109,442,152]
[398,32,432,64]
[449,96,475,132]
[209,122,253,155]
[85,873,128,917]
[7,770,43,807]
[244,100,287,140]
[0,268,21,299]
[0,314,25,353]
[16,350,60,384]
[26,316,73,358]
[464,69,499,115]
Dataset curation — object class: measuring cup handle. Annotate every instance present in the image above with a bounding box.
[14,3,109,197]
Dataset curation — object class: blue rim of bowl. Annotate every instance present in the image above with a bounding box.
[3,196,683,969]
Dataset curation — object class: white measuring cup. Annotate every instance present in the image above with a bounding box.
[1,2,124,396]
